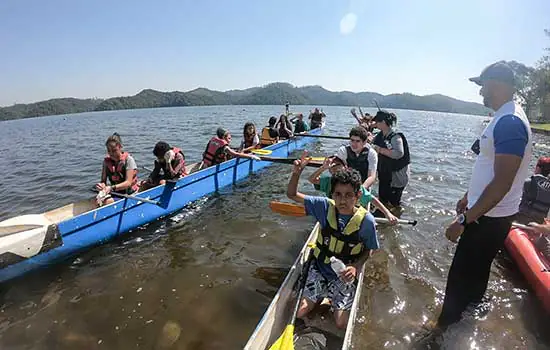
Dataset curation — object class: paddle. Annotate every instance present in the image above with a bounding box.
[252,149,326,161]
[373,99,382,111]
[269,201,418,226]
[268,251,314,350]
[258,156,324,167]
[293,134,348,140]
[511,222,531,230]
[91,188,161,206]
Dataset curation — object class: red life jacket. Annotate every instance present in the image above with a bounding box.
[165,147,187,176]
[202,137,228,167]
[104,152,139,194]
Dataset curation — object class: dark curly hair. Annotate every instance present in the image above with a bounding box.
[349,126,369,142]
[330,168,362,196]
[153,141,171,158]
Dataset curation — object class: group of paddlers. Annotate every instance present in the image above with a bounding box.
[94,109,326,206]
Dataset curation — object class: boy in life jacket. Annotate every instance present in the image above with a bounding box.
[95,133,139,206]
[260,116,279,147]
[517,156,550,224]
[335,126,378,190]
[200,127,261,169]
[287,152,379,329]
[308,154,398,225]
[140,141,187,191]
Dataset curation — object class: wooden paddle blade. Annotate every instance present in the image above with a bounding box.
[269,202,306,217]
[268,325,295,350]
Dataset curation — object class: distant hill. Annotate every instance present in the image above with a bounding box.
[0,83,491,121]
[0,98,103,121]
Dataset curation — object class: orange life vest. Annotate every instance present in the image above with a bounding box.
[202,137,228,167]
[161,147,187,177]
[104,152,139,194]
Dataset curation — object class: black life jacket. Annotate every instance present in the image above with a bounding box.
[345,145,370,183]
[313,200,367,265]
[373,130,410,174]
[526,174,550,214]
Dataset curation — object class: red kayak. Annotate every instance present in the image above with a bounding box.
[505,228,550,313]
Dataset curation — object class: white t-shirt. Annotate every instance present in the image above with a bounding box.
[467,101,532,217]
[336,144,378,174]
[240,134,260,149]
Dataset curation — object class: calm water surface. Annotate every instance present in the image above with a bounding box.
[0,106,549,349]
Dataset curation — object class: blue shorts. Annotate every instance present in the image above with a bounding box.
[303,262,356,311]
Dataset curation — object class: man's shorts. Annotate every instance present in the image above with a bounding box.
[303,262,356,311]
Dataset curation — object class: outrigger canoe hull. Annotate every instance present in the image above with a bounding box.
[0,128,322,283]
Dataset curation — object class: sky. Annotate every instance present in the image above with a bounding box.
[0,0,549,106]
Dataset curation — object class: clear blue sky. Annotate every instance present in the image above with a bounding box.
[0,0,548,106]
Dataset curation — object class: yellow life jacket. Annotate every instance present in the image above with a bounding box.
[260,127,277,146]
[313,199,367,264]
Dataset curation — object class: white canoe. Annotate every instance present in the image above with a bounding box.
[244,221,367,350]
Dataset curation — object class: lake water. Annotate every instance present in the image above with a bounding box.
[0,105,548,349]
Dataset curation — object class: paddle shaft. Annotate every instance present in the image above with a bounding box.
[109,191,160,205]
[295,134,348,140]
[376,217,418,226]
[289,252,313,327]
[259,156,323,168]
[270,201,417,226]
[91,188,160,206]
[373,99,382,111]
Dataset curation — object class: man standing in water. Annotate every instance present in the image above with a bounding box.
[437,61,532,328]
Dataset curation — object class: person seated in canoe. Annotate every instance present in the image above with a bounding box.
[335,126,378,191]
[200,127,261,169]
[516,156,550,225]
[289,113,309,134]
[260,116,279,147]
[239,122,260,153]
[95,133,139,206]
[287,152,379,329]
[139,141,187,191]
[350,107,374,132]
[276,114,294,139]
[308,107,325,130]
[522,220,550,260]
[308,155,398,225]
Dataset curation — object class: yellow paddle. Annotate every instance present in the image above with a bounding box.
[251,149,272,155]
[268,251,314,350]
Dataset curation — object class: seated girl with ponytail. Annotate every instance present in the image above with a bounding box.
[95,133,139,206]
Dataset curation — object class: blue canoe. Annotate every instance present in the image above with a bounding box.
[0,127,322,283]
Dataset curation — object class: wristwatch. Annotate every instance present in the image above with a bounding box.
[457,213,467,226]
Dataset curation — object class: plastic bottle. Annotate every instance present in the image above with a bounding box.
[329,256,351,285]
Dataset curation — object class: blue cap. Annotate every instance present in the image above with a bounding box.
[469,61,516,87]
